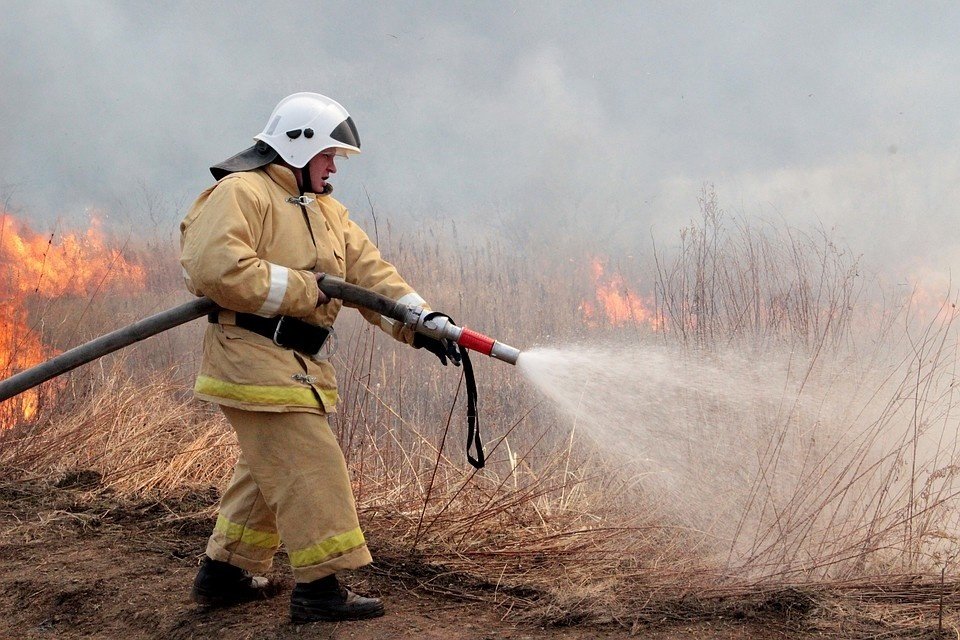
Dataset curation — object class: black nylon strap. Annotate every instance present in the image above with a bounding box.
[207,310,283,335]
[208,312,330,357]
[233,312,283,336]
[460,346,484,469]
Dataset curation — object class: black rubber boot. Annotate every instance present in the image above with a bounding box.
[191,555,278,607]
[290,574,384,623]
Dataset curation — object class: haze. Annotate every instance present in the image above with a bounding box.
[1,2,958,283]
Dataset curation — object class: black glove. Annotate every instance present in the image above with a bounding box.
[413,312,462,366]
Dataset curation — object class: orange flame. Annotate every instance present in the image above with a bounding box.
[581,257,664,330]
[0,213,146,423]
[899,265,959,327]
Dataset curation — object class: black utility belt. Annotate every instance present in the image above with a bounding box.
[209,312,332,358]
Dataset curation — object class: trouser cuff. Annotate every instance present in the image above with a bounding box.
[292,545,373,583]
[206,537,275,575]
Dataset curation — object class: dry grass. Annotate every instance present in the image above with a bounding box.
[2,193,960,636]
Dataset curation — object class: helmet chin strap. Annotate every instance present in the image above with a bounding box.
[300,158,314,195]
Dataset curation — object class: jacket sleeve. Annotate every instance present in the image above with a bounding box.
[340,206,426,343]
[180,176,320,317]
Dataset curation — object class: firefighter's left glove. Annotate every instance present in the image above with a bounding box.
[413,312,462,367]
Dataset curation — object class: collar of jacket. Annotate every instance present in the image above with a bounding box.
[262,164,334,198]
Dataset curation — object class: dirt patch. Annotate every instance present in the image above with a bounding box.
[0,476,949,639]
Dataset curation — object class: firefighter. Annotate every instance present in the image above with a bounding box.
[180,93,458,622]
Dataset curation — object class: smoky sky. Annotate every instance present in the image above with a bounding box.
[1,1,959,281]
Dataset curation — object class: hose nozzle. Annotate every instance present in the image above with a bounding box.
[458,327,522,365]
[413,310,521,365]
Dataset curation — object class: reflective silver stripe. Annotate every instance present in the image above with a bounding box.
[255,264,289,317]
[398,292,427,306]
[381,291,427,332]
[265,115,281,135]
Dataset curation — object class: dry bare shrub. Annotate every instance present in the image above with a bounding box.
[652,186,864,351]
[641,189,960,583]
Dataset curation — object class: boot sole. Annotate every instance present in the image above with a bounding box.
[290,603,385,623]
[192,584,280,608]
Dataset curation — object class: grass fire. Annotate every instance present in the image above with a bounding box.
[2,188,960,638]
[6,5,960,637]
[0,214,145,425]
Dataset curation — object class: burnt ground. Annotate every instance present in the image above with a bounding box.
[0,474,950,640]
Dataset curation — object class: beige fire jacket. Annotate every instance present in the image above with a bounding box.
[180,163,424,413]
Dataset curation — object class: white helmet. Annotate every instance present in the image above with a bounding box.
[254,92,361,168]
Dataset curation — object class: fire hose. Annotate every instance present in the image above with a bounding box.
[0,275,521,467]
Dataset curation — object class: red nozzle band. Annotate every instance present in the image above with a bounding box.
[457,327,495,355]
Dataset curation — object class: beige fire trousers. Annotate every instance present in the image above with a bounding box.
[205,406,373,583]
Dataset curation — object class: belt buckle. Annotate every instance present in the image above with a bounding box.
[309,327,338,362]
[273,316,337,360]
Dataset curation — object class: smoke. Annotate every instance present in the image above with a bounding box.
[1,2,959,281]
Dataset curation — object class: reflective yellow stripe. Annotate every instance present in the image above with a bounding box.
[195,375,338,408]
[314,387,339,408]
[214,514,280,549]
[288,527,366,567]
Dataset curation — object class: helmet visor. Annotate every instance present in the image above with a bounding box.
[329,117,361,150]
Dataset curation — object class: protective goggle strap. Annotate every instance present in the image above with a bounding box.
[460,346,484,469]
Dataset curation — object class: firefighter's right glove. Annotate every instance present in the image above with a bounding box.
[413,312,462,367]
